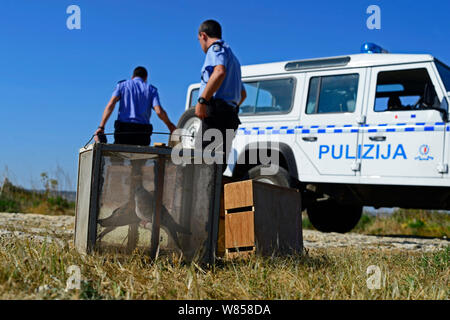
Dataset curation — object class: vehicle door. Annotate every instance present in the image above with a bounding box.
[360,63,446,179]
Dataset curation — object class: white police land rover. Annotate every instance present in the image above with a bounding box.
[177,43,450,233]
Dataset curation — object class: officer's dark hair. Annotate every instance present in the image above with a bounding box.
[133,66,148,80]
[199,20,222,39]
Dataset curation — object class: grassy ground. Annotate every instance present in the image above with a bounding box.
[0,235,448,300]
[0,180,448,299]
[302,209,450,238]
[354,209,449,238]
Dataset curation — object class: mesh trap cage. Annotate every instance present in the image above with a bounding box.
[74,143,223,264]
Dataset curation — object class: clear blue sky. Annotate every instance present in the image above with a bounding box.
[0,0,449,190]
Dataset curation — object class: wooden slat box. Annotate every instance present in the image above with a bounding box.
[223,180,302,258]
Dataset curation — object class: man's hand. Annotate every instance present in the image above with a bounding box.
[195,102,208,119]
[167,122,177,134]
[94,127,104,142]
[95,96,119,142]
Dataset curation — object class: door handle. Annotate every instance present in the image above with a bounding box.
[369,136,386,142]
[302,136,318,142]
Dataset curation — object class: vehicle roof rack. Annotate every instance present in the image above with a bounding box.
[285,56,351,71]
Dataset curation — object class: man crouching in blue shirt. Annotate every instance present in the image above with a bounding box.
[94,66,176,146]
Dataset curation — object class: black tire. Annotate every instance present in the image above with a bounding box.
[177,107,197,128]
[246,165,293,188]
[307,199,362,233]
[173,108,202,148]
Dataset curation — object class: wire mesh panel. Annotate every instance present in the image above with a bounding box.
[74,143,222,264]
[96,153,159,254]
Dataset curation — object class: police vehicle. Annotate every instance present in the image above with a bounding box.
[177,43,450,233]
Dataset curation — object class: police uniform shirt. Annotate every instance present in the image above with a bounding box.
[112,77,161,125]
[199,40,243,107]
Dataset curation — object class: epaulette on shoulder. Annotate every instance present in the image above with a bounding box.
[212,44,223,52]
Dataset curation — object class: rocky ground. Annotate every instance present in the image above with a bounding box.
[0,212,448,252]
[302,229,448,252]
[0,212,73,246]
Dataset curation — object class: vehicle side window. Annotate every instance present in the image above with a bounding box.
[240,78,295,115]
[374,68,439,112]
[306,74,359,114]
[189,88,199,108]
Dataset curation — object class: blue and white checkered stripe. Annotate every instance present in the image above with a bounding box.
[236,122,448,135]
[361,122,446,133]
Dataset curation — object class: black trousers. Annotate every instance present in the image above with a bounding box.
[201,98,241,173]
[114,120,153,146]
[113,121,150,209]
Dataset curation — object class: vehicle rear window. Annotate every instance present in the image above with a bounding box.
[239,78,295,115]
[306,74,359,114]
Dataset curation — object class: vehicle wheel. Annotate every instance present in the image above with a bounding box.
[174,108,202,149]
[246,165,293,188]
[307,199,362,233]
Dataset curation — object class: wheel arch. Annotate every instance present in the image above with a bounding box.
[232,142,298,180]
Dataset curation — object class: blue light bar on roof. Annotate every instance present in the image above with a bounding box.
[361,42,389,54]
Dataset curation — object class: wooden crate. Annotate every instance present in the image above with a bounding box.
[223,180,302,258]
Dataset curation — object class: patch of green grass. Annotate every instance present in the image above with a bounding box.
[408,218,425,229]
[301,213,313,229]
[421,246,449,273]
[353,213,376,231]
[80,280,104,300]
[0,196,20,213]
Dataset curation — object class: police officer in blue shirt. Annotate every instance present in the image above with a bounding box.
[94,67,177,247]
[195,20,247,169]
[95,66,176,146]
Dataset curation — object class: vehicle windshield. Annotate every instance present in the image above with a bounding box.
[435,60,450,92]
[189,88,199,107]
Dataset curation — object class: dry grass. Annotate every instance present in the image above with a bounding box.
[0,235,448,300]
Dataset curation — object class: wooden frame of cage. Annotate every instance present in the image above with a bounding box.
[74,143,223,264]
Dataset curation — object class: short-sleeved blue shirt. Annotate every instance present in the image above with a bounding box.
[112,77,161,125]
[199,40,243,106]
